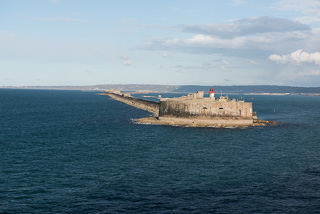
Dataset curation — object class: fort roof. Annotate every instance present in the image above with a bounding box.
[160,91,241,103]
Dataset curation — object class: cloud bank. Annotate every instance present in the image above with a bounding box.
[182,17,310,38]
[143,16,318,59]
[274,0,320,24]
[269,50,320,65]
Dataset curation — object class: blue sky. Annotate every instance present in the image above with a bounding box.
[1,0,320,86]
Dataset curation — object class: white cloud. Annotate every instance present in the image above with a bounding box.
[220,65,226,71]
[182,17,310,38]
[147,30,308,50]
[186,34,218,45]
[144,27,320,60]
[222,60,229,65]
[155,34,246,49]
[295,16,320,25]
[268,54,283,62]
[274,0,320,24]
[250,59,257,64]
[274,0,320,15]
[143,15,320,60]
[219,59,231,72]
[269,49,320,65]
[123,59,132,66]
[162,52,169,58]
[120,55,132,66]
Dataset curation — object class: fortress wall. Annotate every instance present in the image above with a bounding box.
[159,99,253,119]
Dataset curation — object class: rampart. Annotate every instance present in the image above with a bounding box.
[159,97,254,120]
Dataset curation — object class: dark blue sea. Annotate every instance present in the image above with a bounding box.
[1,89,320,213]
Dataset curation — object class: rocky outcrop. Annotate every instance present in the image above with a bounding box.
[136,117,279,128]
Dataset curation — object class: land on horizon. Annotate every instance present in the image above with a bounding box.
[1,84,320,95]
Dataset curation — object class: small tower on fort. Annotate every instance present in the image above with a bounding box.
[209,88,215,100]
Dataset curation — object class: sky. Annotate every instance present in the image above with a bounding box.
[1,0,320,87]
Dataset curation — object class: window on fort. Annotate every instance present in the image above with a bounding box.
[219,107,224,110]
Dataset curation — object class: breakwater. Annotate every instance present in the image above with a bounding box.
[105,92,159,115]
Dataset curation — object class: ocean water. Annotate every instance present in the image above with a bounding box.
[0,89,319,213]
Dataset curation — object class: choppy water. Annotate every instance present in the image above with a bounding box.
[1,89,320,213]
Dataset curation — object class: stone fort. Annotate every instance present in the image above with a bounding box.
[159,89,257,125]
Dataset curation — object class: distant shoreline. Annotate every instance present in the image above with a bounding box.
[2,88,319,96]
[1,85,320,96]
[244,93,320,96]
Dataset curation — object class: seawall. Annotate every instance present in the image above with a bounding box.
[105,92,159,115]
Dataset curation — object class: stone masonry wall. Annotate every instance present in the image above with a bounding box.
[159,99,253,119]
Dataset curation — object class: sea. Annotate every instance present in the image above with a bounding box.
[0,89,319,213]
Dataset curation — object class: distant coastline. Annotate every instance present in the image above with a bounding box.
[1,84,320,96]
[244,93,320,96]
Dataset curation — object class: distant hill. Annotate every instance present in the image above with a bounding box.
[170,85,320,94]
[2,84,320,95]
